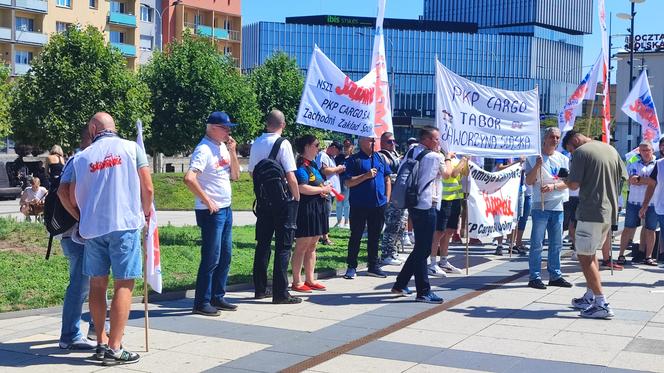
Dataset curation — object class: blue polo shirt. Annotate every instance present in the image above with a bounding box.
[343,151,388,208]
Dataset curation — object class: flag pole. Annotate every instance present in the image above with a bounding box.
[509,167,523,258]
[143,232,150,352]
[464,173,470,275]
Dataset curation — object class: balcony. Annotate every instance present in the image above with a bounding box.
[15,0,48,13]
[108,12,137,27]
[16,30,47,45]
[0,27,10,40]
[14,63,30,75]
[111,42,136,57]
[193,25,232,40]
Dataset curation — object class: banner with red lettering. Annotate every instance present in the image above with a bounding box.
[370,0,393,143]
[297,45,377,137]
[466,161,522,239]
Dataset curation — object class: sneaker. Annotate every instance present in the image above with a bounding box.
[451,233,463,244]
[571,251,578,261]
[438,261,463,274]
[580,303,615,319]
[211,299,238,311]
[428,264,447,277]
[192,304,221,317]
[571,296,594,310]
[272,296,303,304]
[391,286,413,296]
[528,279,547,289]
[95,344,109,361]
[416,292,444,304]
[102,347,140,365]
[494,245,504,256]
[548,277,573,288]
[367,267,387,278]
[87,323,110,341]
[401,234,413,248]
[381,257,403,266]
[343,268,356,279]
[59,337,96,350]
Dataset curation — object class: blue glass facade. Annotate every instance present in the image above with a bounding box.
[242,1,591,122]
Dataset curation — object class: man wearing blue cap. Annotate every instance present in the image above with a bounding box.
[184,111,240,316]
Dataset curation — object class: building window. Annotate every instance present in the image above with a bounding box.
[56,22,71,33]
[110,31,125,44]
[110,1,125,13]
[140,35,153,50]
[140,5,152,22]
[56,0,71,8]
[89,0,96,8]
[15,18,34,32]
[15,51,33,65]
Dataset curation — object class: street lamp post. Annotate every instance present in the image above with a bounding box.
[153,0,182,51]
[618,0,646,149]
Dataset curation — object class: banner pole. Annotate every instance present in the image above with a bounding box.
[510,167,524,258]
[143,235,150,352]
[464,173,470,275]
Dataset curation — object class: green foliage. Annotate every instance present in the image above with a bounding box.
[249,52,324,140]
[141,31,261,155]
[0,65,12,138]
[9,25,151,153]
[153,172,255,211]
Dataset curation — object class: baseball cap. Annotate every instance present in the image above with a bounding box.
[329,141,343,151]
[207,111,237,127]
[407,137,417,144]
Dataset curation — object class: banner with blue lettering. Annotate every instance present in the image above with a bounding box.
[467,161,522,239]
[435,60,541,157]
[297,45,377,137]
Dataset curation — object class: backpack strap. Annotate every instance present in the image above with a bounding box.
[45,235,53,260]
[414,149,431,162]
[268,137,285,160]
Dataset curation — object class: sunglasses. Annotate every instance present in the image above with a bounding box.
[385,139,396,144]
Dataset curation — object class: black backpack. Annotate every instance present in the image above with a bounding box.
[43,160,77,259]
[252,137,292,213]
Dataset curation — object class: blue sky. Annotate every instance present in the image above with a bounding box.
[242,0,660,81]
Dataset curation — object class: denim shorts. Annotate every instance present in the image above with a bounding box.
[625,203,658,230]
[83,229,142,280]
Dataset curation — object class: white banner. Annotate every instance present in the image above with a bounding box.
[297,45,377,137]
[435,60,541,157]
[621,69,661,143]
[466,161,522,239]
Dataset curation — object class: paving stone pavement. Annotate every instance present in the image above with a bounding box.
[3,234,664,372]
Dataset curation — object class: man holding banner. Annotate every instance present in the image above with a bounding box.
[524,127,572,290]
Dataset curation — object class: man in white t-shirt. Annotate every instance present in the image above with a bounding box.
[524,127,571,290]
[316,141,345,245]
[248,109,301,304]
[184,111,240,317]
[19,177,47,221]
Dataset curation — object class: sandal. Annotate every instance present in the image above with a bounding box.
[616,255,626,265]
[644,257,658,266]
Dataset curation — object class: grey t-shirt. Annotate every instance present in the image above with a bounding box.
[568,141,627,224]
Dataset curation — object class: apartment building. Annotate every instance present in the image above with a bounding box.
[161,0,241,67]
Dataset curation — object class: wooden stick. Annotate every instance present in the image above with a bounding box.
[143,238,150,352]
[464,173,470,275]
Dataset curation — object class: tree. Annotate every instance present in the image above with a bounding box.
[0,65,12,138]
[10,25,151,153]
[141,31,261,156]
[249,52,322,140]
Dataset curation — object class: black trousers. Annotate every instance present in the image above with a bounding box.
[347,205,386,270]
[253,200,298,300]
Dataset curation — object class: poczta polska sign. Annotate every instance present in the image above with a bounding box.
[624,34,664,53]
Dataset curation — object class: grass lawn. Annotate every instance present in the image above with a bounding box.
[0,218,361,312]
[153,172,255,211]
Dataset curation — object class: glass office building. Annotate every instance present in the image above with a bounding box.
[243,0,592,128]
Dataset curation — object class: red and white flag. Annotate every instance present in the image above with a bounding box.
[136,120,162,293]
[371,0,393,145]
[621,70,661,143]
[598,0,611,143]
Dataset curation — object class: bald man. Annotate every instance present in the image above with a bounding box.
[69,112,153,364]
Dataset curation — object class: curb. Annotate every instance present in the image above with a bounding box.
[0,266,357,321]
